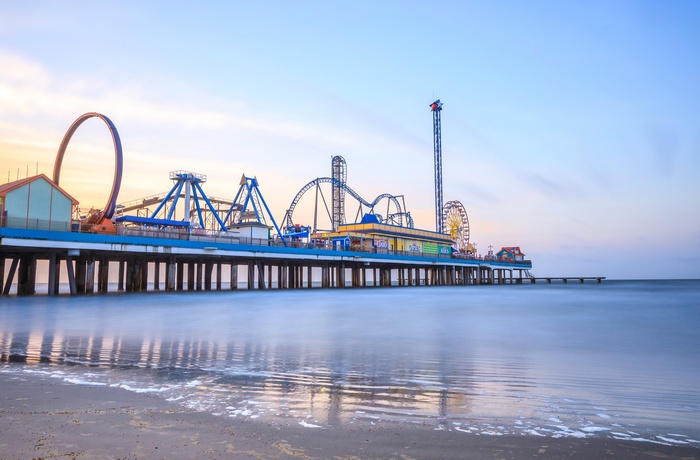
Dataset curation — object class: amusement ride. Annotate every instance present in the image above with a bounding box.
[431,100,472,253]
[280,155,414,234]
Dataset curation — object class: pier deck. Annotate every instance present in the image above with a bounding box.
[1,227,533,296]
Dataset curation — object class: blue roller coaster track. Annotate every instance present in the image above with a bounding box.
[282,177,414,232]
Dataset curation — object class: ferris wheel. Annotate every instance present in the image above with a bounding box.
[443,200,470,252]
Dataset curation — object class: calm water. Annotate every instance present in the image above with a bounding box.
[1,280,699,446]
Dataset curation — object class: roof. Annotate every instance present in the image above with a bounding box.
[116,215,190,227]
[349,228,454,245]
[317,222,455,245]
[0,174,79,205]
[498,246,525,256]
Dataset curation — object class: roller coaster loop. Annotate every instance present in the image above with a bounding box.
[282,177,414,231]
[53,112,123,223]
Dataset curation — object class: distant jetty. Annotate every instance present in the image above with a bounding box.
[529,277,605,284]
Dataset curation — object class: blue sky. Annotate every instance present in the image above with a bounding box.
[1,1,698,279]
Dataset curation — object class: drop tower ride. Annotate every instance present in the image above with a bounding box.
[430,99,444,234]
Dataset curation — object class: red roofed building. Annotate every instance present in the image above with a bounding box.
[496,246,525,262]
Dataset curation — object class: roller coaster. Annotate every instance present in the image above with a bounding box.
[53,112,123,229]
[281,174,414,233]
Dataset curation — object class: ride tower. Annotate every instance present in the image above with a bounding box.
[430,100,444,234]
[331,155,347,231]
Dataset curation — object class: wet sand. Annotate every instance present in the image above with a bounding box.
[1,373,698,460]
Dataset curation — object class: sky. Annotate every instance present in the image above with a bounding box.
[1,1,698,279]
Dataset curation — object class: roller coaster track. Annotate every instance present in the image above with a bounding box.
[54,112,123,224]
[282,177,414,231]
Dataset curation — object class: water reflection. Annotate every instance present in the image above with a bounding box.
[4,329,483,427]
[0,292,528,427]
[1,282,699,442]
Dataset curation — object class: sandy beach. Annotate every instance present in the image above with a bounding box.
[1,372,698,460]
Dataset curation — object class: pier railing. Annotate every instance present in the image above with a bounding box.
[1,217,73,232]
[1,217,532,265]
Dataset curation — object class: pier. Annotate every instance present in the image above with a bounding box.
[0,112,606,297]
[530,277,606,284]
[0,226,533,296]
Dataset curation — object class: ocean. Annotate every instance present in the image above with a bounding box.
[1,280,699,447]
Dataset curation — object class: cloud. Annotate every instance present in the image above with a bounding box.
[582,164,611,191]
[0,59,232,130]
[0,49,424,164]
[0,122,57,151]
[0,50,50,87]
[451,180,502,206]
[519,170,583,200]
[569,216,589,226]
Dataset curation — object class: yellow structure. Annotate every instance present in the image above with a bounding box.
[313,222,455,255]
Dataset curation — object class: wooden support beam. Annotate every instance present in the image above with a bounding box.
[118,261,125,291]
[167,259,176,291]
[125,259,135,292]
[153,261,161,291]
[65,256,77,295]
[339,263,345,288]
[47,253,57,296]
[140,259,149,291]
[247,261,254,290]
[17,255,37,296]
[204,262,213,291]
[0,257,5,294]
[196,262,203,291]
[53,254,61,294]
[187,262,195,290]
[75,258,86,293]
[257,260,265,290]
[230,263,238,290]
[176,261,184,290]
[98,258,109,293]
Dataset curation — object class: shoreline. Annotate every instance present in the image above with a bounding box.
[2,372,698,459]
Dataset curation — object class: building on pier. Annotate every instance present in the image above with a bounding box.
[313,220,456,255]
[496,247,525,262]
[0,174,78,231]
